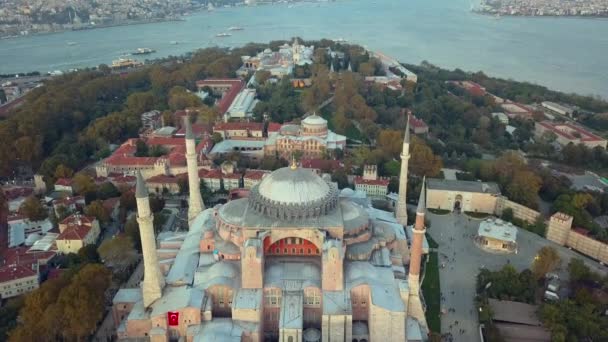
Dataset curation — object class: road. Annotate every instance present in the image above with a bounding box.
[425,212,607,342]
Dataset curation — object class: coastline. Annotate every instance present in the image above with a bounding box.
[472,10,608,19]
[0,17,186,41]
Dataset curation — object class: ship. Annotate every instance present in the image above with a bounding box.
[132,47,156,55]
[111,58,143,69]
[228,26,244,31]
[66,41,77,46]
[216,33,232,37]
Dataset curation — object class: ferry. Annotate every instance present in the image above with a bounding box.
[228,26,244,31]
[216,33,232,38]
[66,41,77,46]
[111,58,143,69]
[132,47,156,55]
[170,41,179,45]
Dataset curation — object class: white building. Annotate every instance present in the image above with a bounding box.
[224,88,259,122]
[0,264,39,300]
[8,216,53,248]
[491,112,509,124]
[475,218,518,253]
[541,101,574,117]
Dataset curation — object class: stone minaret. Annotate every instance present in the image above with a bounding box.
[408,177,428,330]
[184,117,204,224]
[135,171,164,308]
[395,117,411,226]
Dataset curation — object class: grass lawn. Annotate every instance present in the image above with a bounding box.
[428,208,451,215]
[464,211,492,219]
[422,252,441,334]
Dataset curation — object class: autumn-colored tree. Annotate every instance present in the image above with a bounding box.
[168,86,203,110]
[56,264,111,340]
[19,196,47,221]
[84,200,110,223]
[301,64,331,112]
[54,164,74,179]
[506,170,542,209]
[197,105,220,124]
[377,129,404,159]
[532,246,561,280]
[254,70,272,84]
[72,173,97,195]
[410,136,443,177]
[98,235,138,272]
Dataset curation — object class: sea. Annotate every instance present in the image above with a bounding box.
[1,0,608,98]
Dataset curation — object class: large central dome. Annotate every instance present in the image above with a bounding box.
[248,165,339,220]
[257,167,330,204]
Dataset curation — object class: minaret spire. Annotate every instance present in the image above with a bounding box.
[184,117,205,224]
[135,171,164,307]
[407,176,429,331]
[395,116,411,225]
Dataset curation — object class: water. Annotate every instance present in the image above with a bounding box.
[1,0,608,98]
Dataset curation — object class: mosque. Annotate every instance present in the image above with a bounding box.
[112,119,430,341]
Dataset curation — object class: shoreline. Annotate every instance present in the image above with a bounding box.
[472,10,608,20]
[0,17,186,41]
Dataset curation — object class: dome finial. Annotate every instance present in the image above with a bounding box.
[290,154,297,170]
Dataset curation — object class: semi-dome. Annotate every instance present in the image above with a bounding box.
[248,164,339,220]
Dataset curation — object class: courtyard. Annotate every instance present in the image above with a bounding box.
[424,211,607,341]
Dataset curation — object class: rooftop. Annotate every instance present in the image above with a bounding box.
[478,218,518,243]
[427,178,501,195]
[537,120,605,142]
[0,264,37,283]
[488,298,543,326]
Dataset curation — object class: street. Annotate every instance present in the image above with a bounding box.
[426,211,607,341]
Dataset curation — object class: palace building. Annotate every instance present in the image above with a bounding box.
[112,118,428,341]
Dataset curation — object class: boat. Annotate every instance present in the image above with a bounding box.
[228,26,244,31]
[132,47,156,55]
[216,33,232,38]
[111,58,143,69]
[66,41,77,46]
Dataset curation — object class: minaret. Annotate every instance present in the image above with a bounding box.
[395,117,411,226]
[407,177,429,330]
[184,117,204,224]
[135,171,164,308]
[347,62,352,72]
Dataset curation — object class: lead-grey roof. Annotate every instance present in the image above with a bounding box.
[417,176,426,214]
[426,178,501,195]
[184,116,194,140]
[150,286,205,318]
[112,288,142,304]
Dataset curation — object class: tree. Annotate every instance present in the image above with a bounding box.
[19,196,47,221]
[97,182,120,200]
[98,235,138,272]
[410,136,443,177]
[254,70,272,84]
[54,164,73,179]
[532,246,561,280]
[211,132,223,144]
[377,129,404,158]
[84,200,109,223]
[331,169,349,189]
[72,173,97,195]
[124,216,141,252]
[77,244,100,264]
[134,139,149,157]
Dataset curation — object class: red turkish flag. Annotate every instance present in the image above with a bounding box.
[168,311,179,326]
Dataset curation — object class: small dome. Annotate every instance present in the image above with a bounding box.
[302,114,327,126]
[257,167,330,204]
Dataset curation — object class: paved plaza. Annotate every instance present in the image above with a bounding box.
[425,211,607,341]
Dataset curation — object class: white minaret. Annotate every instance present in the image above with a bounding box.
[184,117,205,224]
[135,171,164,308]
[395,117,411,226]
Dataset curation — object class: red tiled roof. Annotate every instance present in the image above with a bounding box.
[223,173,242,180]
[2,187,33,200]
[538,121,605,142]
[175,123,213,137]
[1,247,55,269]
[267,122,282,132]
[300,159,343,170]
[0,264,36,283]
[196,79,245,114]
[57,224,92,241]
[354,176,390,186]
[105,155,157,166]
[214,122,264,132]
[244,170,270,180]
[146,174,186,184]
[146,137,185,147]
[109,175,136,184]
[55,178,73,187]
[201,169,223,179]
[408,114,428,129]
[60,214,95,227]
